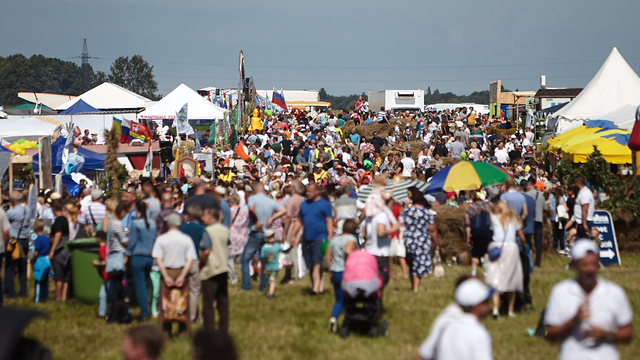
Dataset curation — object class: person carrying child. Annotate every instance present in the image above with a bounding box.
[31,219,51,303]
[324,219,358,333]
[260,229,292,298]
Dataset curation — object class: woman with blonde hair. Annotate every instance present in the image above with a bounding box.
[486,200,525,319]
[65,203,86,240]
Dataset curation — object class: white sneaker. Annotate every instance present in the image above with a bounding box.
[329,317,337,333]
[508,312,516,318]
[492,308,499,319]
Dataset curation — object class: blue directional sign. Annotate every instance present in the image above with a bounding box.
[592,210,621,266]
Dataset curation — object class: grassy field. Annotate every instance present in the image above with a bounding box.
[8,253,640,360]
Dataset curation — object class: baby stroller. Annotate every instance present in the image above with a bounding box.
[339,250,388,338]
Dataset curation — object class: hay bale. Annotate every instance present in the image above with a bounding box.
[341,118,418,141]
[486,125,517,139]
[433,205,468,260]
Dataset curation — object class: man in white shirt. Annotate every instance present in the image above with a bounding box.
[400,151,415,178]
[494,141,509,164]
[433,278,494,360]
[525,126,535,144]
[545,240,633,360]
[152,213,199,336]
[573,175,595,238]
[520,133,531,148]
[417,275,469,359]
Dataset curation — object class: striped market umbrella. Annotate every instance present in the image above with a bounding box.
[357,179,430,204]
[427,161,510,193]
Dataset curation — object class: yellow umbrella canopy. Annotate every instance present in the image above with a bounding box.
[551,128,629,153]
[547,126,597,152]
[562,134,638,164]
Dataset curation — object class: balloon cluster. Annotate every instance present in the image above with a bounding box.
[5,139,38,155]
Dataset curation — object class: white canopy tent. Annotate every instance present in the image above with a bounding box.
[0,117,62,142]
[554,47,640,134]
[138,83,226,121]
[55,83,150,111]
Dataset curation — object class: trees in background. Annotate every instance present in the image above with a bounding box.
[108,55,159,100]
[0,54,159,106]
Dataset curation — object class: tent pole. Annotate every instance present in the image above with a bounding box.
[38,136,43,190]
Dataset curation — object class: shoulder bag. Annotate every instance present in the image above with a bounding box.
[105,225,126,275]
[7,207,28,260]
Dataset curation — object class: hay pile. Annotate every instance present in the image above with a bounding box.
[341,118,417,140]
[433,205,468,260]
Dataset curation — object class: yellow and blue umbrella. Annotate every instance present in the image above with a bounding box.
[562,133,640,164]
[427,162,510,193]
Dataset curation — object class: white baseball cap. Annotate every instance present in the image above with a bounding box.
[454,278,494,307]
[571,239,599,261]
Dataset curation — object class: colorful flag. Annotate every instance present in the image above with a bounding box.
[113,117,131,143]
[195,130,202,153]
[142,141,153,177]
[173,103,194,137]
[272,87,287,110]
[130,120,152,142]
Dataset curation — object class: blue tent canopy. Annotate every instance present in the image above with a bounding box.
[534,102,568,116]
[59,99,102,115]
[32,136,105,173]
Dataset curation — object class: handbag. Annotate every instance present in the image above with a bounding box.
[433,250,445,278]
[557,203,569,220]
[7,207,28,260]
[7,238,25,260]
[106,251,125,275]
[488,245,502,262]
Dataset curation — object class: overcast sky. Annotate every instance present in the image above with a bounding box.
[3,0,640,97]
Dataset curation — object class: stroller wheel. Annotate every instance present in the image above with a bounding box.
[370,326,379,338]
[339,324,350,338]
[380,320,389,337]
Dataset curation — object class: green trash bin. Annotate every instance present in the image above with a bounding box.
[65,238,102,304]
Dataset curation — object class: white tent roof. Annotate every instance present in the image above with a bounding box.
[138,83,226,120]
[55,83,151,111]
[554,47,640,133]
[0,117,61,142]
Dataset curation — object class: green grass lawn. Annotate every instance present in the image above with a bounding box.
[8,253,640,359]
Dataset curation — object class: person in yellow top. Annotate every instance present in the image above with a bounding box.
[467,106,476,126]
[249,108,263,131]
[312,163,328,182]
[218,167,236,183]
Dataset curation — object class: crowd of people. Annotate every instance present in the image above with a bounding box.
[0,98,634,360]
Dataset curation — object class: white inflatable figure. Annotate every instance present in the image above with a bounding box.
[156,125,173,143]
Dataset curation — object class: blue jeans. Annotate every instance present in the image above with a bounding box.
[331,272,344,319]
[524,234,534,274]
[241,232,267,291]
[98,281,108,317]
[129,255,153,318]
[534,222,543,267]
[35,276,49,303]
[4,239,29,297]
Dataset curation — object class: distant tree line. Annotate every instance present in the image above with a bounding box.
[0,54,159,106]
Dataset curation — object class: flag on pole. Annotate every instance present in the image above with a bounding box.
[130,121,152,142]
[195,130,202,152]
[272,88,287,110]
[113,117,131,143]
[142,141,153,177]
[173,103,194,146]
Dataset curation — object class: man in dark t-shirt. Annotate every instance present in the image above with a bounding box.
[370,132,384,153]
